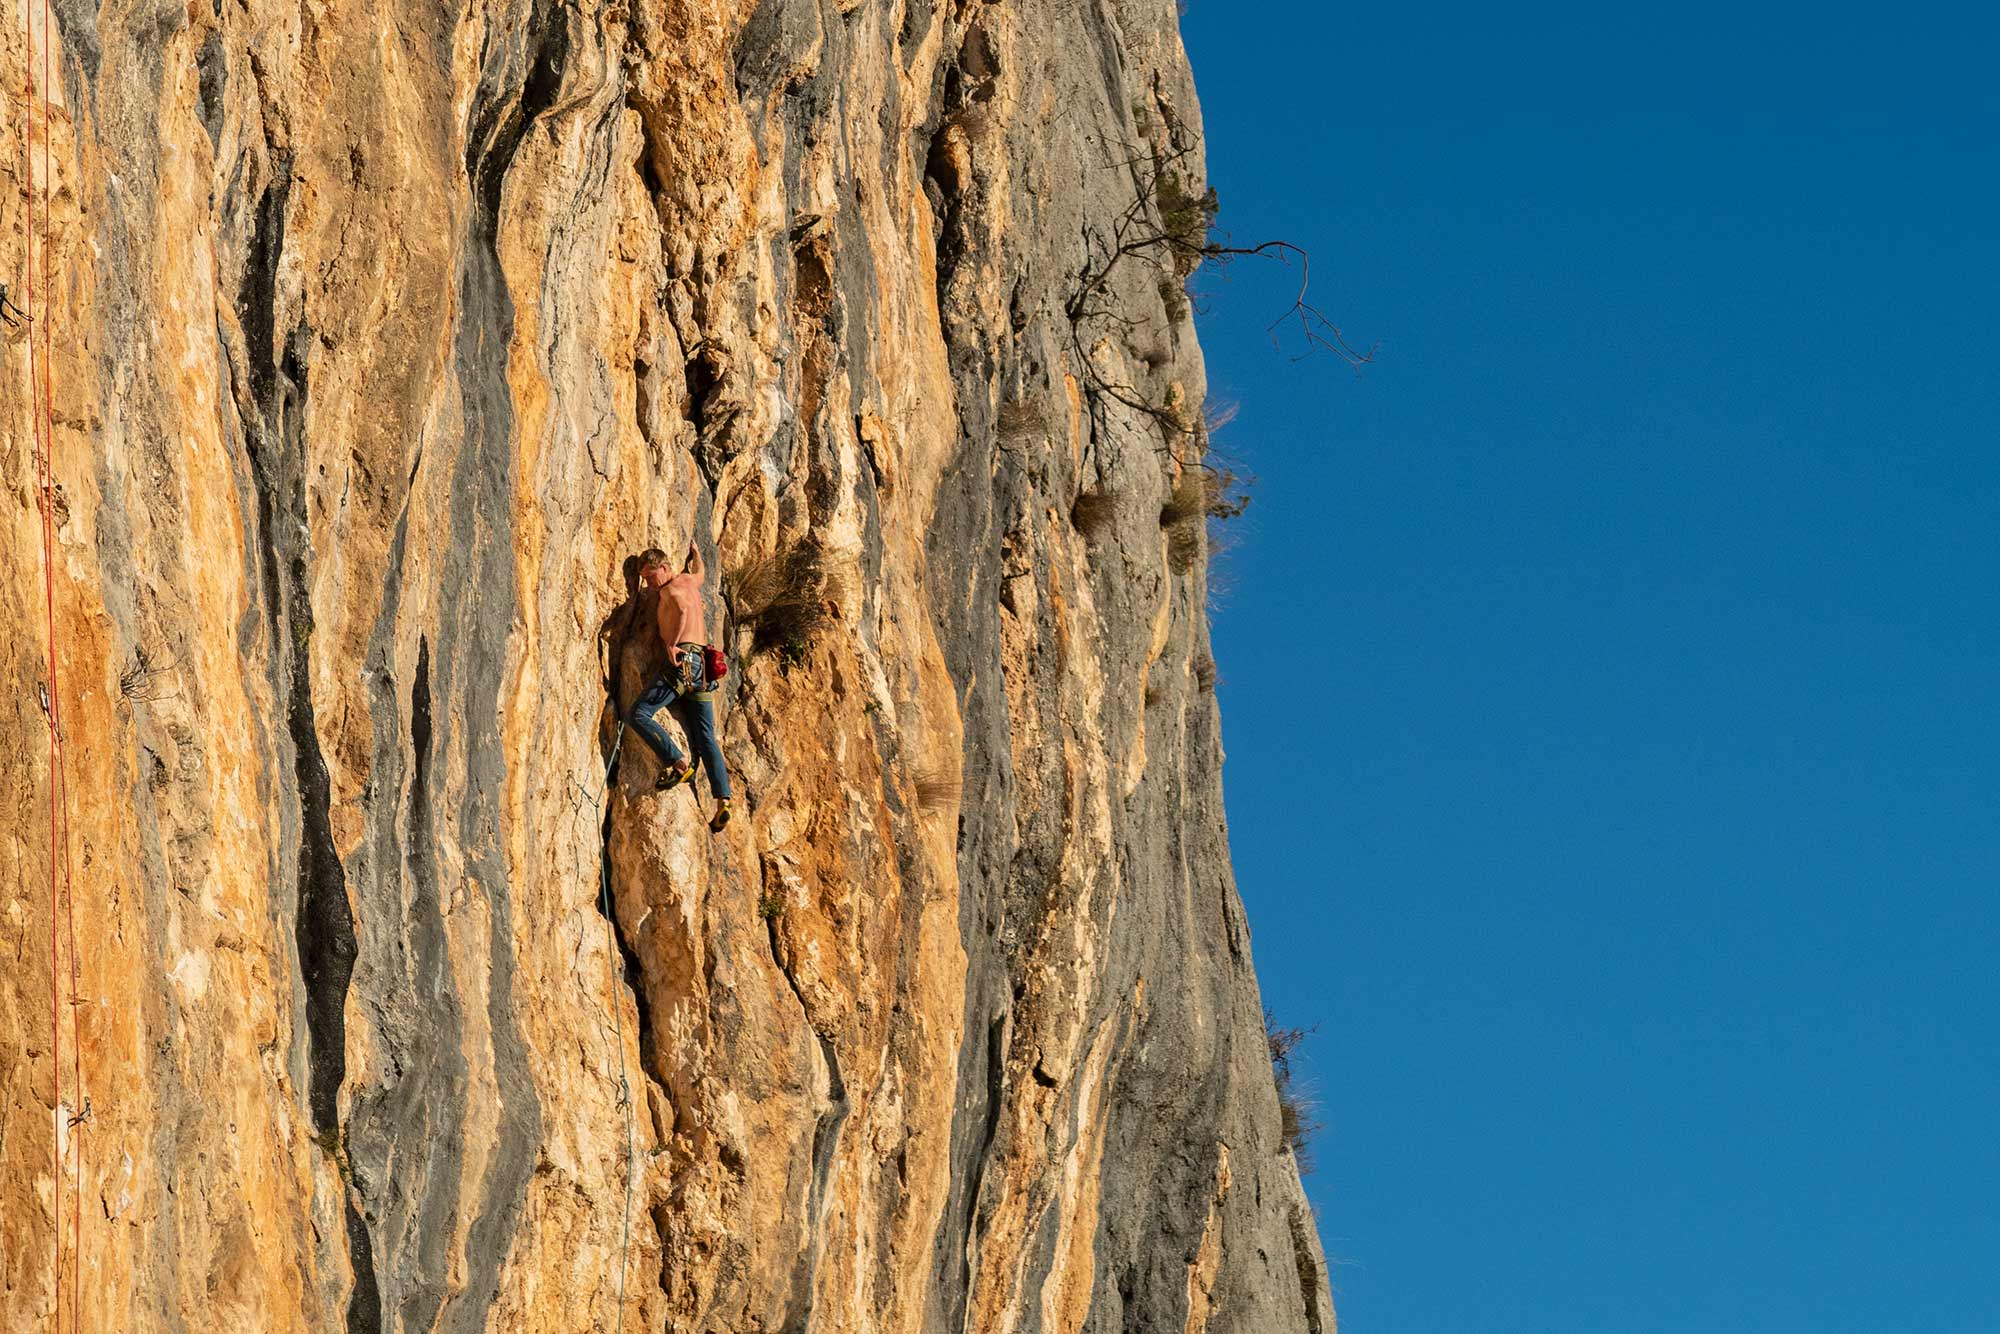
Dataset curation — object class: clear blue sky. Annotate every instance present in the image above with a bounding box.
[1178,6,1999,1331]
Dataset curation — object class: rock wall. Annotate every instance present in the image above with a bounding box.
[0,0,1334,1329]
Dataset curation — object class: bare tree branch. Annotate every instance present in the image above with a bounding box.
[1063,135,1374,457]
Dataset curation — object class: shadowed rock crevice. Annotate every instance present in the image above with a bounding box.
[592,609,665,1082]
[597,790,658,1080]
[343,1200,383,1334]
[1289,1204,1328,1334]
[196,31,226,148]
[237,169,355,1142]
[341,634,470,1333]
[236,159,378,1322]
[779,1026,850,1334]
[273,458,353,1144]
[756,859,856,1332]
[945,1009,1010,1321]
[423,10,573,1326]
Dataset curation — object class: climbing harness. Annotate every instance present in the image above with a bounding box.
[670,642,720,700]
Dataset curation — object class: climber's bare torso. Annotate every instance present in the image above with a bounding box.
[654,573,706,647]
[641,545,708,647]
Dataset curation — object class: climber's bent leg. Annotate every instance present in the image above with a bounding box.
[627,675,687,772]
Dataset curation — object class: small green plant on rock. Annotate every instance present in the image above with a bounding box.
[310,1124,354,1185]
[1151,167,1220,277]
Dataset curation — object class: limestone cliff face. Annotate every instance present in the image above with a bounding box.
[0,0,1333,1329]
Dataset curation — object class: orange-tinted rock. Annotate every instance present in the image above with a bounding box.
[0,2,1334,1330]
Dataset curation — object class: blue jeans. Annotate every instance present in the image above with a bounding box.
[628,647,731,799]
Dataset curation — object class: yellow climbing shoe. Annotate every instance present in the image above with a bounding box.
[709,799,732,832]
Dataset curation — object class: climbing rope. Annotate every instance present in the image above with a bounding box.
[20,5,79,1328]
[39,9,86,1328]
[587,722,635,1332]
[21,21,53,1334]
[23,5,83,1325]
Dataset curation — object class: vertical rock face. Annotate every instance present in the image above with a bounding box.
[0,0,1334,1330]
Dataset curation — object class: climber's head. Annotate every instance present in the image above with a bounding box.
[638,548,670,588]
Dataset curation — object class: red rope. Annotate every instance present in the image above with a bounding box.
[41,7,83,1328]
[25,7,78,1326]
[21,12,61,1330]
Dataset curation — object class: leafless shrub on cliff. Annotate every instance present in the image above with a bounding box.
[1161,467,1250,573]
[1071,489,1118,537]
[118,644,177,705]
[1205,466,1251,522]
[728,540,843,669]
[1066,135,1374,458]
[1266,1010,1324,1172]
[912,765,961,813]
[1158,472,1204,527]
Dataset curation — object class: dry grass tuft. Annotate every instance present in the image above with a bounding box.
[1160,466,1251,573]
[728,540,844,668]
[1193,652,1218,691]
[1160,467,1250,526]
[912,765,962,813]
[1070,489,1118,537]
[1266,1010,1323,1172]
[996,399,1047,445]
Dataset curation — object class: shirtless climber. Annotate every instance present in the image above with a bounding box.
[629,543,732,831]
